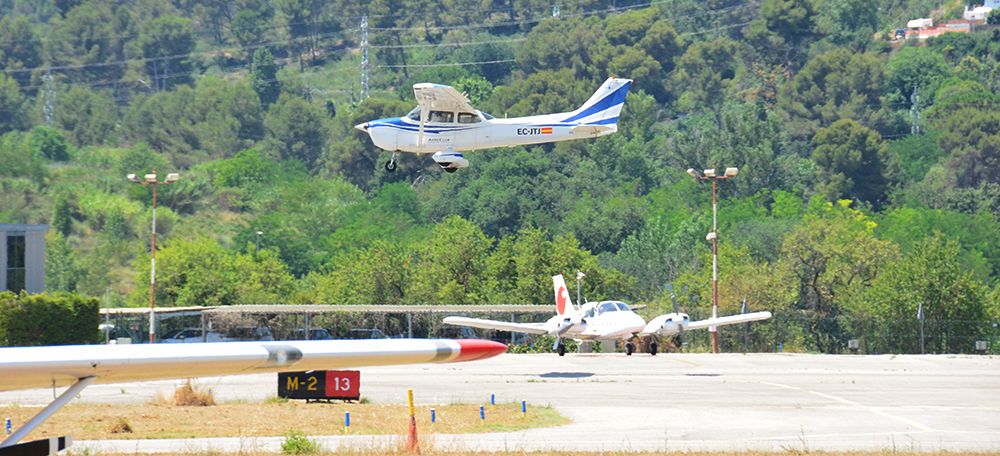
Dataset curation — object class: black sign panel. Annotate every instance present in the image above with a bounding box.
[278,370,360,400]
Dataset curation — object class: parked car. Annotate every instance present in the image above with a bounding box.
[434,326,477,339]
[161,328,225,343]
[346,328,389,339]
[289,328,333,340]
[224,326,273,341]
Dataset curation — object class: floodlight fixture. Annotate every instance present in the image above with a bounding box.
[704,169,716,178]
[725,167,739,177]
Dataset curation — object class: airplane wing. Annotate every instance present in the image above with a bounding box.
[642,311,772,336]
[0,339,505,455]
[0,339,505,392]
[413,83,476,113]
[443,316,549,335]
[686,311,772,331]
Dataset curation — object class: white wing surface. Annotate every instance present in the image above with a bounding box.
[412,83,476,113]
[642,311,771,336]
[686,311,772,330]
[0,339,506,392]
[443,316,549,335]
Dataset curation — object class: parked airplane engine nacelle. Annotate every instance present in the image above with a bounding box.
[432,151,469,172]
[642,313,690,336]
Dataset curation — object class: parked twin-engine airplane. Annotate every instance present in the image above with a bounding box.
[444,274,771,356]
[0,338,506,456]
[355,77,632,173]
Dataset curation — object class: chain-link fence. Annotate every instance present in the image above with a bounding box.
[103,306,999,354]
[673,311,1000,355]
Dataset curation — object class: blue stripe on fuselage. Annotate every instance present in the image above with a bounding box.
[368,117,478,134]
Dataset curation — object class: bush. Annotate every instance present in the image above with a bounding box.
[0,291,101,346]
[281,428,321,454]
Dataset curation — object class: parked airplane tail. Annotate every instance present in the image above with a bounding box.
[560,77,632,131]
[552,274,576,316]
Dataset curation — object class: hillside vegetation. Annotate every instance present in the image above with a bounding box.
[1,0,999,352]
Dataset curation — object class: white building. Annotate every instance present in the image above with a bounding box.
[0,224,48,295]
[964,5,994,20]
[907,17,934,29]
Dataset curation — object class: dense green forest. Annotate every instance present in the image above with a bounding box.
[2,0,999,352]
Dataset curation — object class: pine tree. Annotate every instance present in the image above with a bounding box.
[250,48,281,108]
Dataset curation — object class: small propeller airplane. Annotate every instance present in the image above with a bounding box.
[444,273,771,356]
[0,338,506,456]
[355,77,632,173]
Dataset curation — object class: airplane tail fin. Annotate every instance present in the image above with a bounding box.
[561,77,632,133]
[552,274,576,316]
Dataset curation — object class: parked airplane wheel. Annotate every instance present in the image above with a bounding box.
[385,160,397,172]
[557,344,566,356]
[444,167,457,173]
[648,341,658,355]
[625,342,634,356]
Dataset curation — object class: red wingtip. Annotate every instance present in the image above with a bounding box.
[451,339,507,362]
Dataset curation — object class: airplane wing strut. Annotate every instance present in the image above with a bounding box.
[1,376,95,452]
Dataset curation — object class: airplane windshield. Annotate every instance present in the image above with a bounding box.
[406,106,421,120]
[481,111,495,120]
[615,302,633,312]
[597,302,618,314]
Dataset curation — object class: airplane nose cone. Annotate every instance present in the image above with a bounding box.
[354,122,369,132]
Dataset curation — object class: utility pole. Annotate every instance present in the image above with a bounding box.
[42,67,55,126]
[687,164,739,353]
[361,16,369,99]
[910,85,920,135]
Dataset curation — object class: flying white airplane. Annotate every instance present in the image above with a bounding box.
[0,338,506,456]
[444,274,771,356]
[355,77,632,173]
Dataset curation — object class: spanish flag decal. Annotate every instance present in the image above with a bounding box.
[541,127,553,134]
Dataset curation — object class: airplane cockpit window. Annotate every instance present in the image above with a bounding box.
[458,112,481,124]
[430,111,454,123]
[598,302,618,314]
[406,107,421,120]
[481,112,495,120]
[615,302,633,312]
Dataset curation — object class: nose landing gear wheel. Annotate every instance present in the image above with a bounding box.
[557,344,566,356]
[625,342,634,356]
[385,160,397,172]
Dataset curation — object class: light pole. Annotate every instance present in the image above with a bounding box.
[686,164,738,354]
[256,231,263,252]
[127,169,179,344]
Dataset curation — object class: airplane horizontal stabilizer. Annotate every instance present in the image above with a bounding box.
[571,124,615,135]
[443,316,549,335]
[686,311,773,331]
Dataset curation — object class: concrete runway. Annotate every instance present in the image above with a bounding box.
[3,353,999,452]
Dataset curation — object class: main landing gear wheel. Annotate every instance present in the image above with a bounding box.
[648,341,658,355]
[385,151,398,173]
[625,342,634,356]
[444,168,457,173]
[557,344,566,356]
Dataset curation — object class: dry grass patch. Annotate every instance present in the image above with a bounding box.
[1,400,565,442]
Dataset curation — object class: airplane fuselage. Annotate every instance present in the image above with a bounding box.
[362,112,615,153]
[544,300,646,342]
